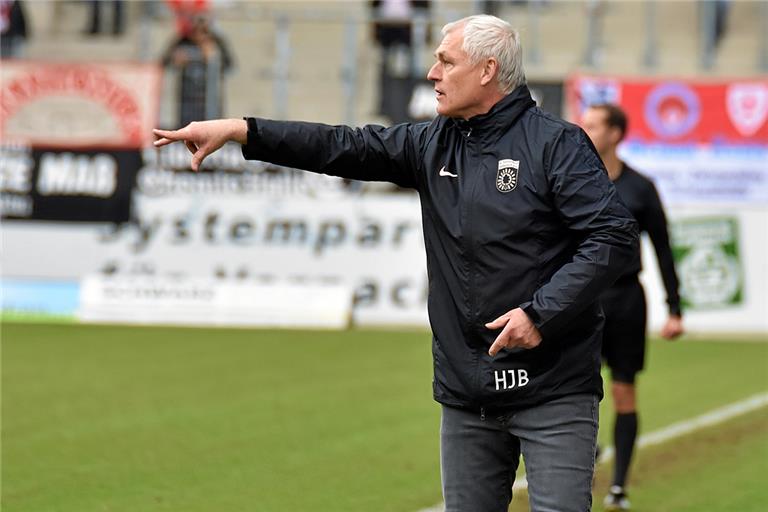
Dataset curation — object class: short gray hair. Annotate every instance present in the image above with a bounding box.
[442,15,526,94]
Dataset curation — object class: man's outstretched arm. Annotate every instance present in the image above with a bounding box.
[154,119,247,172]
[154,118,427,189]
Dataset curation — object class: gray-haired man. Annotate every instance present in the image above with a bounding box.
[154,15,638,511]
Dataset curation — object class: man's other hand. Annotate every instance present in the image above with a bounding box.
[485,308,542,356]
[153,119,247,172]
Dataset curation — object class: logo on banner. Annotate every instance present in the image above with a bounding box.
[644,83,701,139]
[726,83,768,137]
[37,152,118,198]
[673,217,743,308]
[576,78,621,115]
[496,159,519,193]
[0,62,158,148]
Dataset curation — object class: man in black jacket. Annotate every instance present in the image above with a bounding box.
[582,103,684,511]
[154,14,638,512]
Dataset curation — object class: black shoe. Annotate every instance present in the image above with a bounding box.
[603,485,631,511]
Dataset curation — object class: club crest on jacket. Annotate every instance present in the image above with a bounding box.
[496,159,519,193]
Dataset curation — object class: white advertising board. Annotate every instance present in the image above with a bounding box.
[79,275,352,329]
[1,188,429,326]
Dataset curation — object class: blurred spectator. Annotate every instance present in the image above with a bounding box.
[479,1,535,17]
[713,0,731,48]
[84,0,125,36]
[481,1,499,15]
[166,0,210,38]
[699,0,730,67]
[371,0,430,122]
[161,13,233,127]
[0,0,28,58]
[479,1,513,16]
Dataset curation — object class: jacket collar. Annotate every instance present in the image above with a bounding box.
[452,84,536,137]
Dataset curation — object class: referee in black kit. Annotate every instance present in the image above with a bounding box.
[581,103,685,511]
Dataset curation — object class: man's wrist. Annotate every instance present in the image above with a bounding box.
[229,118,248,145]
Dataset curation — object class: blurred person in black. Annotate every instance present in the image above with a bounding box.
[84,0,124,36]
[161,13,233,127]
[370,0,430,122]
[581,103,684,511]
[0,0,28,58]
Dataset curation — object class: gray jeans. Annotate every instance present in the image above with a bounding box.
[440,393,599,512]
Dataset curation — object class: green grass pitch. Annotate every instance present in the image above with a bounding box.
[2,323,767,511]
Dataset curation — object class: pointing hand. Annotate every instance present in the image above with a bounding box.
[153,119,247,172]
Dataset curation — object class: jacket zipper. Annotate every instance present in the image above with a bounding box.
[463,128,479,326]
[462,127,485,406]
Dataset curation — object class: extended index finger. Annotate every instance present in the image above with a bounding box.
[153,136,176,148]
[153,127,189,145]
[488,321,516,357]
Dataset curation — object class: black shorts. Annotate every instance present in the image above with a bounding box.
[599,277,647,384]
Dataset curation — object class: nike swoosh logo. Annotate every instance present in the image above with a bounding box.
[439,166,458,178]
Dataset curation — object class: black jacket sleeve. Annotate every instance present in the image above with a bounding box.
[241,118,429,189]
[521,129,639,339]
[643,180,682,316]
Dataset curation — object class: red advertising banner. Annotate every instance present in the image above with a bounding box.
[566,75,768,144]
[0,61,162,149]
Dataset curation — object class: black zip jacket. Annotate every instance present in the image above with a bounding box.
[242,85,639,411]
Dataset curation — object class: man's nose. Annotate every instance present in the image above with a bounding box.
[427,63,440,81]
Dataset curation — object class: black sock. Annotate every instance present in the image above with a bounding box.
[612,412,638,488]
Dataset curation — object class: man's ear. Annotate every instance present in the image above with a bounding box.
[480,58,498,86]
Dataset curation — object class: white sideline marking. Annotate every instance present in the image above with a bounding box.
[417,392,768,512]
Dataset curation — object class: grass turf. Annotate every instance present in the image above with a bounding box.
[509,407,768,512]
[600,407,768,511]
[2,324,440,512]
[2,323,767,511]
